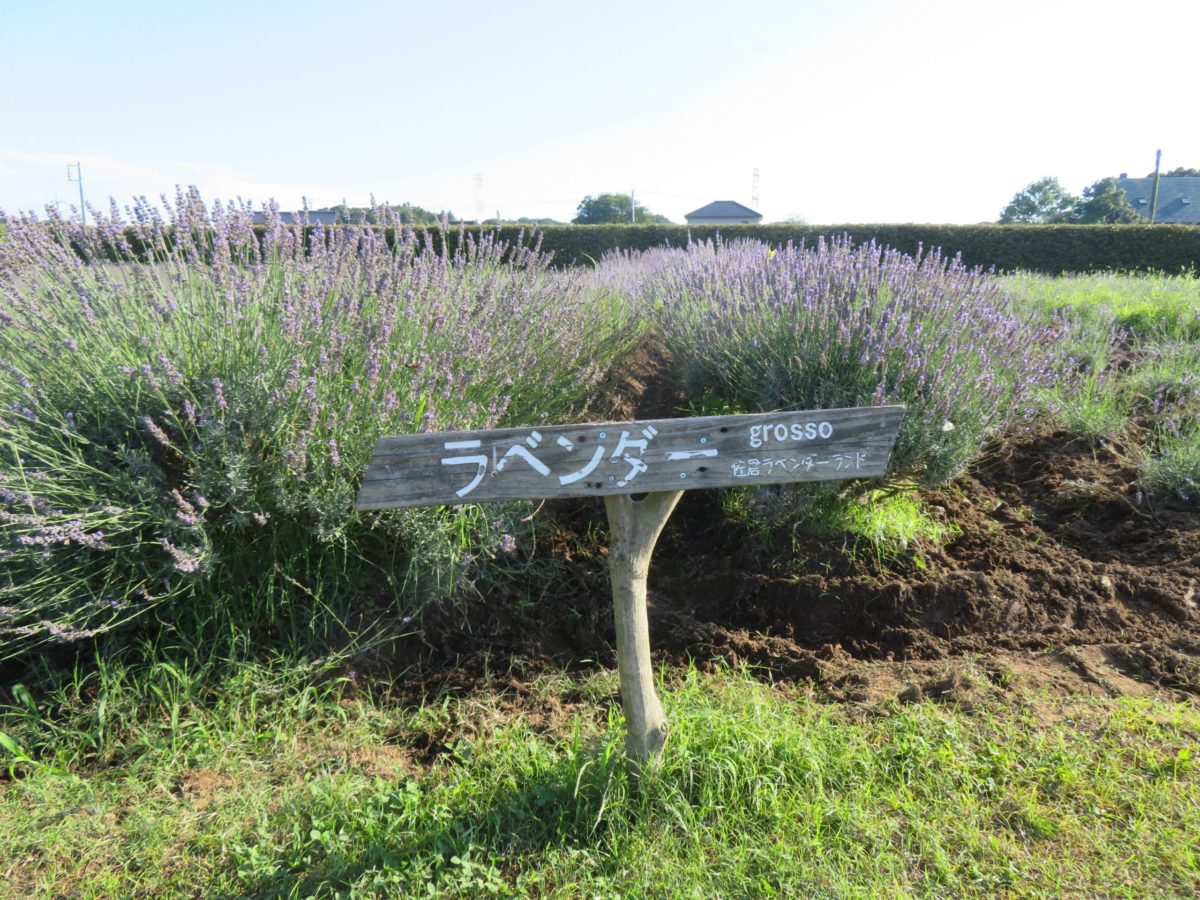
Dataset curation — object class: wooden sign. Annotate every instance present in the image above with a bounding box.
[356,406,905,510]
[356,403,905,767]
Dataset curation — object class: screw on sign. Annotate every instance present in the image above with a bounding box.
[357,405,904,768]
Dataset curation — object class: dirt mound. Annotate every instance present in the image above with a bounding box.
[412,426,1199,701]
[646,429,1197,659]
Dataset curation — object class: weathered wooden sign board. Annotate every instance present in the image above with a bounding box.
[356,406,905,509]
[356,405,904,769]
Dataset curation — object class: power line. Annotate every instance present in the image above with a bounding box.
[0,151,59,174]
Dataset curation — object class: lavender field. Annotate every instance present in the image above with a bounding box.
[1,197,1198,897]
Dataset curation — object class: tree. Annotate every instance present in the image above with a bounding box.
[572,193,671,225]
[1146,167,1200,177]
[998,177,1077,223]
[1068,177,1142,224]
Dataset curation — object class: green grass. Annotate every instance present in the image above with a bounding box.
[3,661,1198,897]
[1003,270,1200,341]
[829,489,957,567]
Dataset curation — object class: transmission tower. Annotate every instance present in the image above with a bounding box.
[751,167,760,211]
[66,162,86,226]
[474,173,484,223]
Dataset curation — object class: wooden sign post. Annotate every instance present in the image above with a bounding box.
[357,405,904,767]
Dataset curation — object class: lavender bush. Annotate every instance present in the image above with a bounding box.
[624,236,1069,488]
[0,189,637,657]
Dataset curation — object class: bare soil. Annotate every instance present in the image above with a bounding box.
[407,350,1200,707]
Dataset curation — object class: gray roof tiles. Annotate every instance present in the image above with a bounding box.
[1116,177,1200,224]
[684,200,763,220]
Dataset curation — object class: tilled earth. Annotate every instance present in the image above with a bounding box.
[410,353,1200,706]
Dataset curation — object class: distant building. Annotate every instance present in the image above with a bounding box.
[250,210,340,226]
[683,201,763,225]
[1115,175,1200,225]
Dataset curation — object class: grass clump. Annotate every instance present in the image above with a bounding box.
[0,191,638,660]
[825,489,956,563]
[1137,419,1200,503]
[1004,272,1200,502]
[720,485,955,570]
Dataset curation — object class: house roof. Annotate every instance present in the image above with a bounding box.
[1116,177,1200,225]
[684,200,762,220]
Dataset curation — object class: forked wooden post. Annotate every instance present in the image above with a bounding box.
[604,490,683,766]
[356,405,904,767]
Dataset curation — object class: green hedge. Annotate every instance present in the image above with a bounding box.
[454,223,1200,274]
[23,220,1200,274]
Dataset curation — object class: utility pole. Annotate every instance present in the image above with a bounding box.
[751,167,760,211]
[1149,149,1162,224]
[66,162,86,226]
[631,188,636,224]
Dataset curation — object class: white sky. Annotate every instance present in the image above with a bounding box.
[2,0,1196,224]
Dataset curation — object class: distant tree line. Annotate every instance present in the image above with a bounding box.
[312,192,678,227]
[313,203,453,225]
[312,205,568,226]
[481,216,564,226]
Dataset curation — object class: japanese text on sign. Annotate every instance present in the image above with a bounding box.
[442,425,674,498]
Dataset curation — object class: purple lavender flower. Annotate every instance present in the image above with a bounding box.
[143,416,174,449]
[170,489,201,527]
[212,377,228,410]
[162,540,201,574]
